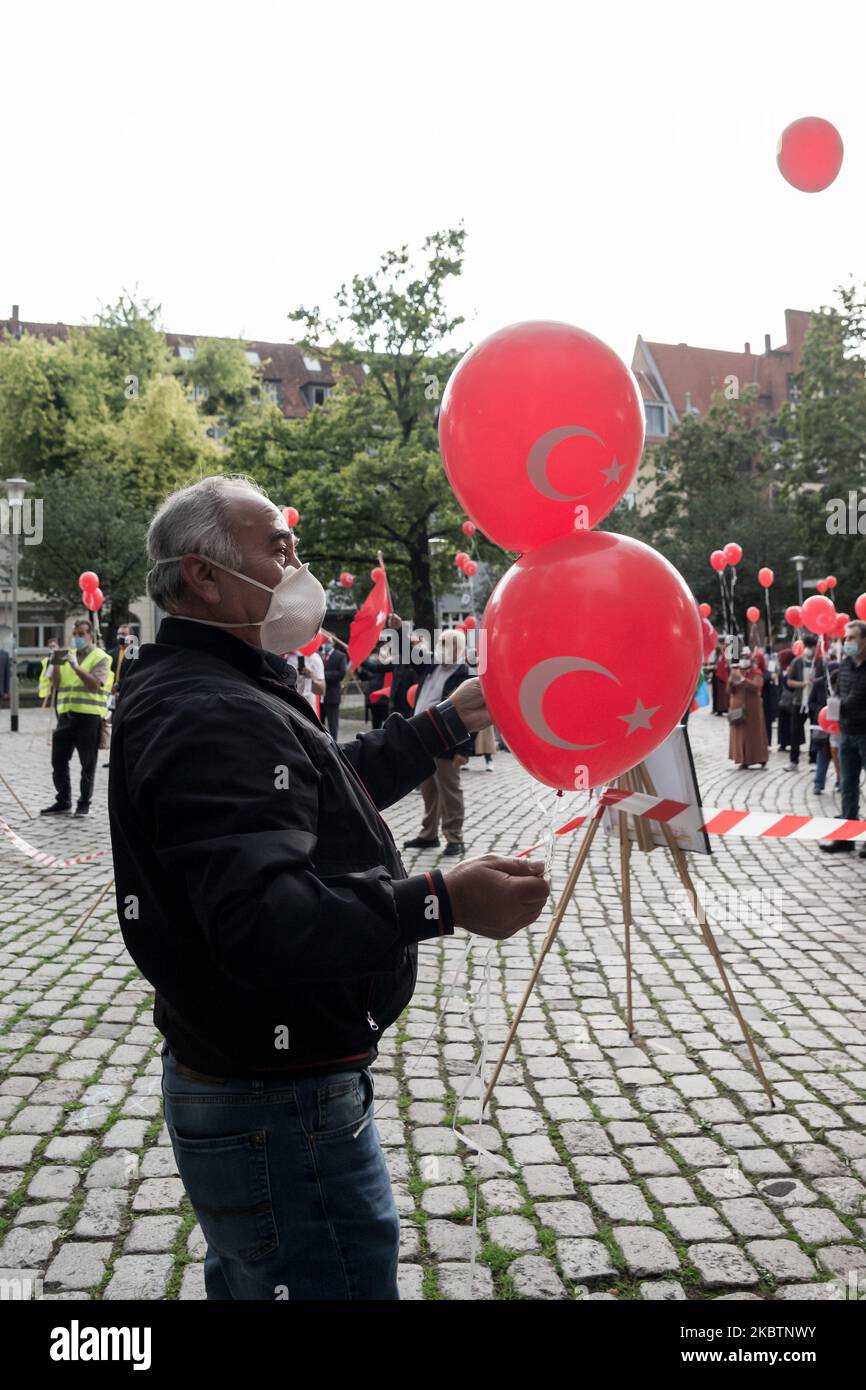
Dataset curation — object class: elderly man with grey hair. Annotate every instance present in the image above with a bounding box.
[108,474,549,1301]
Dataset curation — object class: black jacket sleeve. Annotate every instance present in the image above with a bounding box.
[338,702,471,809]
[126,690,453,991]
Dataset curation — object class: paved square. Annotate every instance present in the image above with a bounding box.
[1,708,865,1300]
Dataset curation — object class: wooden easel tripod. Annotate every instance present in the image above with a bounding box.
[483,760,775,1109]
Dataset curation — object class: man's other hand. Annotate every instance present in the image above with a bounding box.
[442,855,550,939]
[448,677,491,732]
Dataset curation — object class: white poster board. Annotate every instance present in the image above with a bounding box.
[602,723,711,856]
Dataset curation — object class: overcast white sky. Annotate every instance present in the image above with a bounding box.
[2,0,863,364]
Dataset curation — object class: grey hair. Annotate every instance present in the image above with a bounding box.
[846,619,866,641]
[146,474,269,612]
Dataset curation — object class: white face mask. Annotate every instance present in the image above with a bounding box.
[151,555,327,655]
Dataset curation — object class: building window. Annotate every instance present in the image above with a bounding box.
[645,403,667,436]
[302,383,332,409]
[303,354,321,372]
[262,381,281,406]
[244,350,261,365]
[177,345,195,361]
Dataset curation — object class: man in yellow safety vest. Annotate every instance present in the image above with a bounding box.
[40,618,114,818]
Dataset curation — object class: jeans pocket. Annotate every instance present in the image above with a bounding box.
[314,1071,369,1139]
[170,1128,278,1262]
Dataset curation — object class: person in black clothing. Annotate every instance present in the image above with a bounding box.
[820,620,866,857]
[357,644,389,729]
[110,474,549,1301]
[387,622,432,718]
[320,637,348,739]
[783,635,818,770]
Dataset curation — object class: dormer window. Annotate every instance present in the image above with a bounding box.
[303,354,321,372]
[645,403,667,436]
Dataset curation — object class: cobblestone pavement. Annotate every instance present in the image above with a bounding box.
[1,705,865,1302]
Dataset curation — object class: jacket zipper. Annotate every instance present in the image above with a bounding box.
[365,977,379,1032]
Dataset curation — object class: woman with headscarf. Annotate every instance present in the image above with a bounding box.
[727,645,769,770]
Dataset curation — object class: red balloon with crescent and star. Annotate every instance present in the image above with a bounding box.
[438,321,645,550]
[480,531,702,789]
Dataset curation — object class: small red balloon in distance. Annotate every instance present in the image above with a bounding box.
[462,615,477,630]
[817,579,828,594]
[299,632,324,657]
[438,320,645,551]
[480,530,702,790]
[856,595,866,621]
[777,116,844,193]
[801,593,836,634]
[455,551,469,567]
[723,542,742,566]
[463,560,478,577]
[701,618,717,660]
[84,587,104,612]
[826,575,837,590]
[758,567,774,589]
[461,521,476,537]
[406,683,418,710]
[338,571,354,588]
[785,605,802,627]
[78,571,99,589]
[370,567,385,582]
[747,606,760,623]
[282,506,299,527]
[710,550,727,573]
[698,602,711,618]
[818,705,841,735]
[834,612,850,637]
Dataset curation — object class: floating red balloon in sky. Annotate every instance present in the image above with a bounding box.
[339,571,354,588]
[710,550,727,573]
[480,531,702,790]
[746,606,760,623]
[801,594,836,634]
[816,579,828,594]
[455,551,469,568]
[461,521,476,537]
[84,586,104,612]
[856,595,866,621]
[283,506,300,527]
[834,612,850,637]
[777,117,844,193]
[825,575,837,590]
[78,571,99,589]
[785,605,802,627]
[439,320,645,551]
[723,542,742,566]
[758,567,774,589]
[464,560,478,577]
[698,602,711,618]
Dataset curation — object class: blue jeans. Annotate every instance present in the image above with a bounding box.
[839,732,866,821]
[814,741,831,792]
[161,1048,399,1300]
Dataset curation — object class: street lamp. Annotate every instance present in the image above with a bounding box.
[4,476,33,733]
[790,555,807,607]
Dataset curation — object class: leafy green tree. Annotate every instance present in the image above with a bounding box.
[178,337,261,423]
[228,227,505,629]
[19,466,152,636]
[776,284,866,603]
[625,389,798,628]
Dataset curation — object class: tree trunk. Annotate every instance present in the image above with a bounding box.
[407,537,436,634]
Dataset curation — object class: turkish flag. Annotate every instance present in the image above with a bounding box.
[348,568,391,668]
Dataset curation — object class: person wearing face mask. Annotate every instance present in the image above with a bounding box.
[820,620,866,856]
[727,645,768,770]
[403,627,474,855]
[40,618,113,818]
[320,635,348,738]
[107,474,550,1302]
[782,635,818,771]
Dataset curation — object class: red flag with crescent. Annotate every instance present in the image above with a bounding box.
[348,566,391,669]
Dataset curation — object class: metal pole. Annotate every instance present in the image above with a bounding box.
[10,523,19,733]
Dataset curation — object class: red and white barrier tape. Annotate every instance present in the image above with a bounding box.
[517,787,866,856]
[0,817,110,869]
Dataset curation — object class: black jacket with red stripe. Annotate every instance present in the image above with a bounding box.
[107,617,466,1078]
